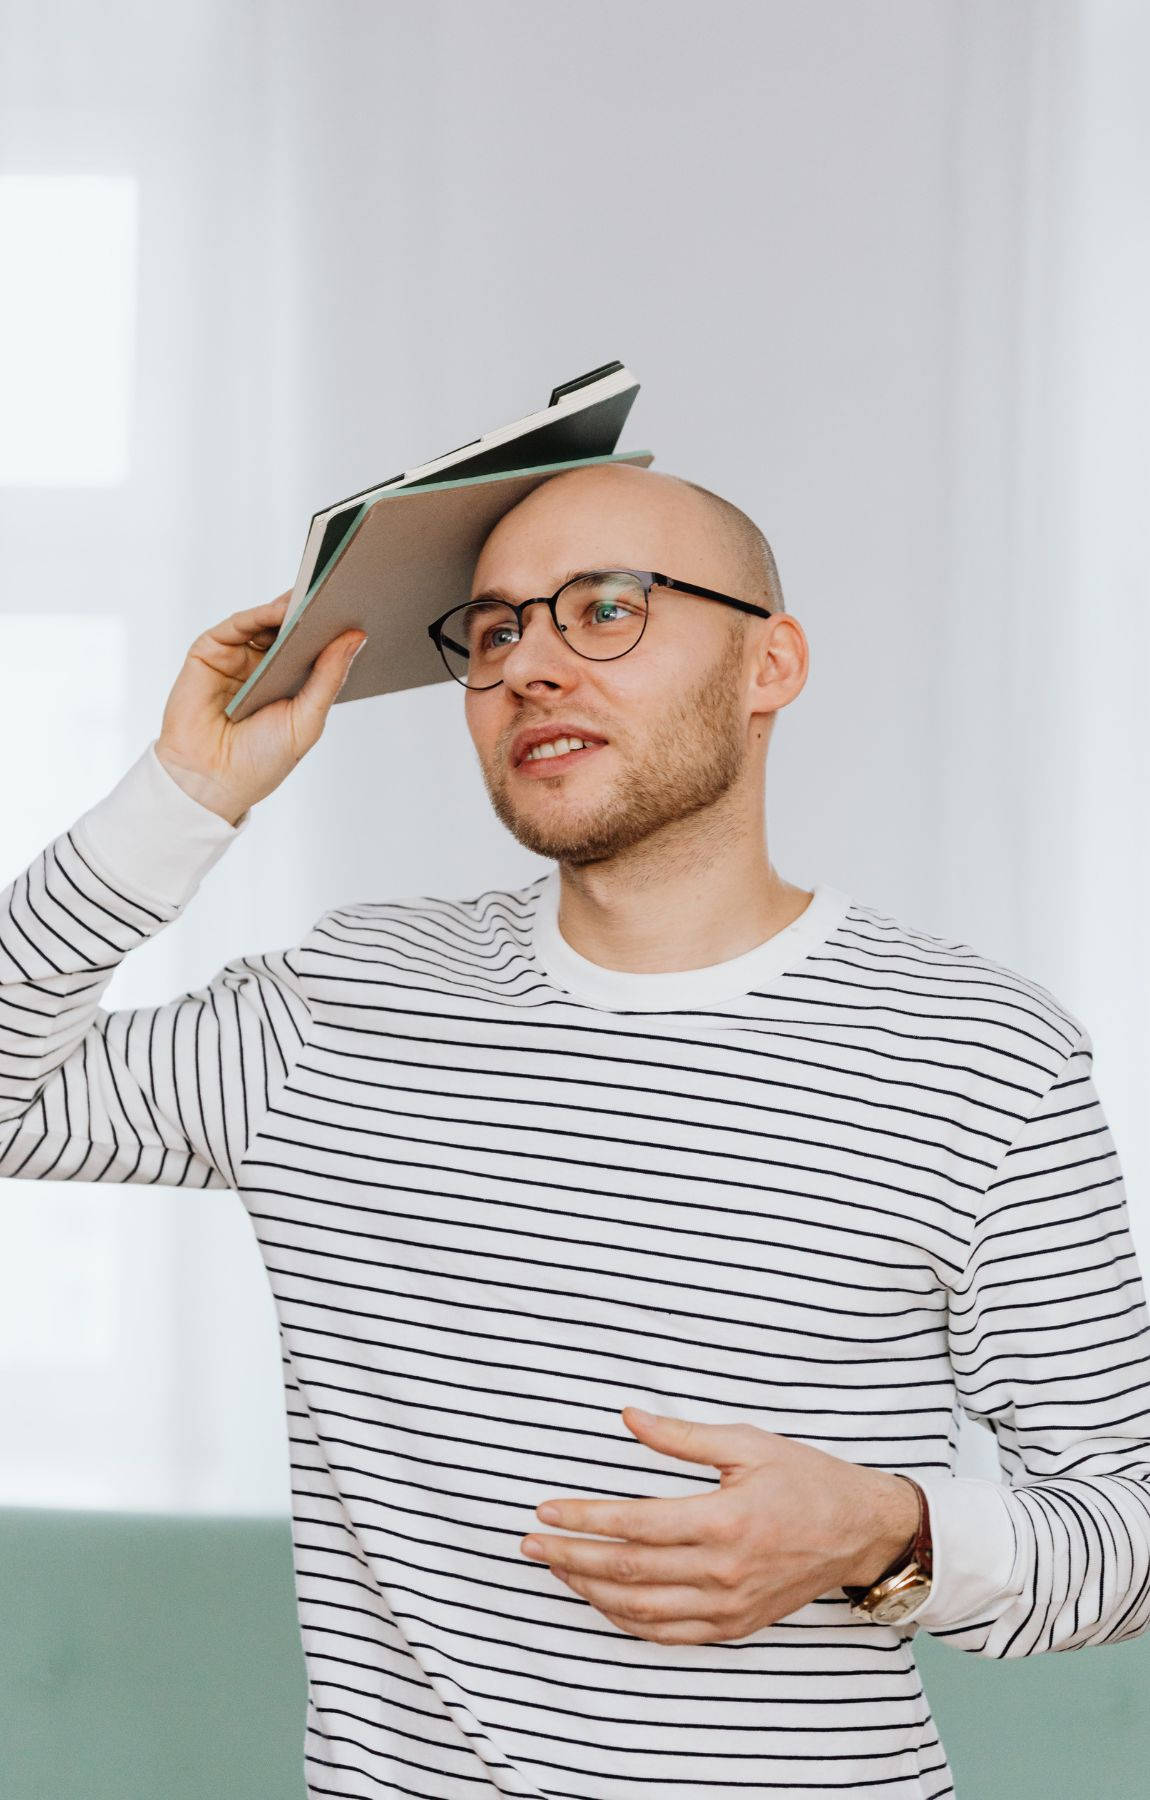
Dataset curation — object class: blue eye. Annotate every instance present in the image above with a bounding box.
[584,598,641,628]
[481,622,520,652]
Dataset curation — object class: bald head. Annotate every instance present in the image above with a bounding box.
[675,476,785,614]
[476,462,785,615]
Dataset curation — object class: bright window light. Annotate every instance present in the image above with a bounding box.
[0,175,137,485]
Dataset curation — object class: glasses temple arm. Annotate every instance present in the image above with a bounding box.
[656,575,772,620]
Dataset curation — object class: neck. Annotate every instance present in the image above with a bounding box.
[553,789,814,975]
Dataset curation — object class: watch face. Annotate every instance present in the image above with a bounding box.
[871,1579,932,1626]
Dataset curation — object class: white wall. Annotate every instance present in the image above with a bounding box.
[1,0,1146,1511]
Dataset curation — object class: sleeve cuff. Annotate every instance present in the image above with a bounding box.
[72,740,251,910]
[897,1474,1023,1631]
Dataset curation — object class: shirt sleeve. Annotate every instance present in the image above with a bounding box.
[901,1030,1150,1654]
[0,741,314,1192]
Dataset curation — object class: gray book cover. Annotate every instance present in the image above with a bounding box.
[226,449,655,720]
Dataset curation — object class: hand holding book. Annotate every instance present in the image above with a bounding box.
[151,360,645,826]
[225,363,649,723]
[154,592,366,825]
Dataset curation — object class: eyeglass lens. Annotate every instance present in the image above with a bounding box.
[437,572,648,688]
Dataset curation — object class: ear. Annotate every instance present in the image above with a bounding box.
[748,612,808,725]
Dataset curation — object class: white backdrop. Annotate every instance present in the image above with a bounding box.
[1,0,1146,1512]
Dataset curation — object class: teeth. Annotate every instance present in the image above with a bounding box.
[524,736,589,762]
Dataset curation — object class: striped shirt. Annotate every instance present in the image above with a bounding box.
[4,739,1150,1800]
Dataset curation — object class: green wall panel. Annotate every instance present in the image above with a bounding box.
[2,1507,1147,1798]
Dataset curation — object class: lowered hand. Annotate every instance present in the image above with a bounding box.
[518,1408,918,1644]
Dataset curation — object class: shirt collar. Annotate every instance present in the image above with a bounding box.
[530,870,852,1011]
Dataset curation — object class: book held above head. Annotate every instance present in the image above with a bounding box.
[226,362,651,721]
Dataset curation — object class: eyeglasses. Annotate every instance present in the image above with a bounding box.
[427,568,773,690]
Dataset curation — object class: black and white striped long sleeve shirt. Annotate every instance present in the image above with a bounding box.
[4,741,1150,1800]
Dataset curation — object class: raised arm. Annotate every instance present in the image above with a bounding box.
[1,593,366,1191]
[0,745,309,1187]
[910,1032,1150,1654]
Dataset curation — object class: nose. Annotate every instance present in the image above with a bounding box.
[498,599,576,694]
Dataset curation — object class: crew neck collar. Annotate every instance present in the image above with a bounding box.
[529,870,852,1011]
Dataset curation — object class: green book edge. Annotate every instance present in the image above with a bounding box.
[225,448,654,717]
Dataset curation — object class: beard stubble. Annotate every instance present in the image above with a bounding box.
[479,628,749,867]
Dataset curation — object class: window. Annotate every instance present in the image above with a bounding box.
[0,176,137,486]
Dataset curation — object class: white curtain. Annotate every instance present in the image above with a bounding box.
[931,0,1150,1220]
[1,0,1146,1512]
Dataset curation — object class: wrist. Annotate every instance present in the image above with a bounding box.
[154,744,250,828]
[843,1470,921,1588]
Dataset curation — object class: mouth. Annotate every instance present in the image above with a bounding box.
[511,729,608,776]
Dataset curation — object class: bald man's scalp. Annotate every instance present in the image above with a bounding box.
[481,460,785,615]
[675,477,785,615]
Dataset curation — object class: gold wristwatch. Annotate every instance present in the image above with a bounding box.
[842,1474,933,1625]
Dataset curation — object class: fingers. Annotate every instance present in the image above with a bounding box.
[564,1577,729,1633]
[534,1492,714,1544]
[202,594,292,649]
[523,1534,718,1587]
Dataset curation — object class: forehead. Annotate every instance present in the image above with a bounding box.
[471,467,716,597]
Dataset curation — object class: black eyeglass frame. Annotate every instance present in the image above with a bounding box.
[426,568,774,690]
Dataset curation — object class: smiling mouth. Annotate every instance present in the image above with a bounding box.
[514,737,606,774]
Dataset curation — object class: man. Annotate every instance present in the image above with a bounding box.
[3,460,1149,1799]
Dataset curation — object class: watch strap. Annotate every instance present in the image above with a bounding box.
[842,1474,932,1606]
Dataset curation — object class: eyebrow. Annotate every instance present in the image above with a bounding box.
[468,566,616,605]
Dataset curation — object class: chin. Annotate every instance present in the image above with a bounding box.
[506,810,605,862]
[506,795,666,866]
[485,754,675,864]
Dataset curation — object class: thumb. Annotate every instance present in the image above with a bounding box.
[336,632,368,692]
[290,632,366,739]
[621,1406,764,1470]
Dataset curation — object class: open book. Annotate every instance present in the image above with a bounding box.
[286,362,639,630]
[226,362,653,719]
[225,449,654,721]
